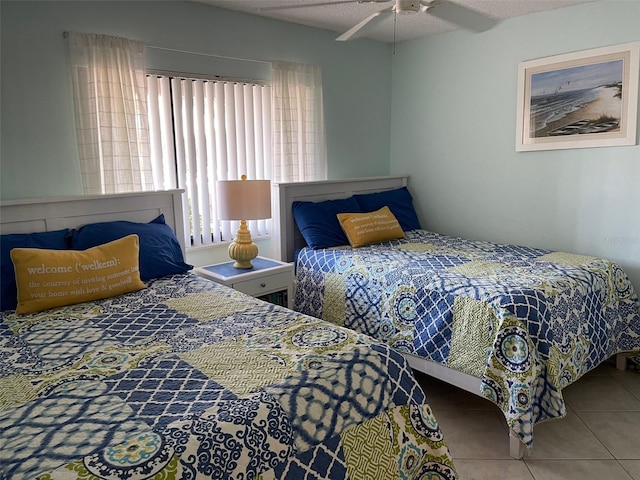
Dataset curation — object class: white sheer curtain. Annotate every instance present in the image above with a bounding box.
[148,75,272,248]
[68,32,153,194]
[271,62,327,183]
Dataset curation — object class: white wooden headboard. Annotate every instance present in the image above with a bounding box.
[271,175,410,263]
[0,190,187,254]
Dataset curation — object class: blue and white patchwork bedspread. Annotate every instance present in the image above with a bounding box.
[0,273,457,479]
[295,230,640,448]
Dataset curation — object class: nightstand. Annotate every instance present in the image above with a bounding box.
[194,256,294,309]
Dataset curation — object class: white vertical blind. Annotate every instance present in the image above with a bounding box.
[147,78,164,190]
[158,78,177,189]
[148,75,272,247]
[214,82,231,243]
[204,82,219,245]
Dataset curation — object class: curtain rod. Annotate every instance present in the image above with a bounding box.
[147,45,271,65]
[62,31,270,65]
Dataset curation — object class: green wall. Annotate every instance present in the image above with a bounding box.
[391,0,640,290]
[0,0,392,200]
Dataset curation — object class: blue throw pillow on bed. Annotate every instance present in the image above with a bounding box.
[292,197,362,249]
[70,214,192,281]
[354,187,422,231]
[1,229,71,311]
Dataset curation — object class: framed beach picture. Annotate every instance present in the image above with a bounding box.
[516,42,639,151]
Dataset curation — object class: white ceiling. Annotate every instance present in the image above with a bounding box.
[193,0,597,43]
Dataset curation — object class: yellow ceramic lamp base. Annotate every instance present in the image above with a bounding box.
[228,220,258,269]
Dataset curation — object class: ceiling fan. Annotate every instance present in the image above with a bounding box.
[259,0,499,41]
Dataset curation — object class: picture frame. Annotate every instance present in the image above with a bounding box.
[516,42,639,151]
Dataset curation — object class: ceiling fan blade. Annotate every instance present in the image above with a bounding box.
[425,0,498,32]
[259,0,382,13]
[336,6,393,41]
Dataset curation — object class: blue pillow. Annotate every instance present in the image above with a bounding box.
[1,229,71,311]
[354,187,421,231]
[292,197,362,249]
[70,214,192,280]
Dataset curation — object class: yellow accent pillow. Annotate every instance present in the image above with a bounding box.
[337,206,406,248]
[10,234,145,314]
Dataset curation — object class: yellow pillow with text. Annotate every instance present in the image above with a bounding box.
[11,234,145,314]
[337,206,406,248]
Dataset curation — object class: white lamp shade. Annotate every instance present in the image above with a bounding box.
[217,179,271,220]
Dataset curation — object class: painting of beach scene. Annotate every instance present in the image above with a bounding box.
[530,60,622,137]
[516,42,639,151]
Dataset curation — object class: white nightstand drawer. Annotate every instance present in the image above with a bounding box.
[231,271,292,297]
[194,257,294,308]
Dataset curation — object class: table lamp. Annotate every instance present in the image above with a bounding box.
[217,175,271,269]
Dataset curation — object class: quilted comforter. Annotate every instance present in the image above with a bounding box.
[0,273,457,479]
[295,230,640,448]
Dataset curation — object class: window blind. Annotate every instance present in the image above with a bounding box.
[148,75,272,248]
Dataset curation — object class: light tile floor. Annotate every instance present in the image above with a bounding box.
[416,359,640,480]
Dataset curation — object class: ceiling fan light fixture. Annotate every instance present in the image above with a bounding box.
[395,0,420,14]
[331,0,498,42]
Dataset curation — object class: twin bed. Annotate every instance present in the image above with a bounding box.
[272,174,640,459]
[0,190,457,479]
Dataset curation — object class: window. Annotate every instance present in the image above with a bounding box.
[68,33,327,250]
[147,75,272,248]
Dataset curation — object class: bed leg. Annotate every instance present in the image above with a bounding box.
[509,431,526,460]
[616,353,627,371]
